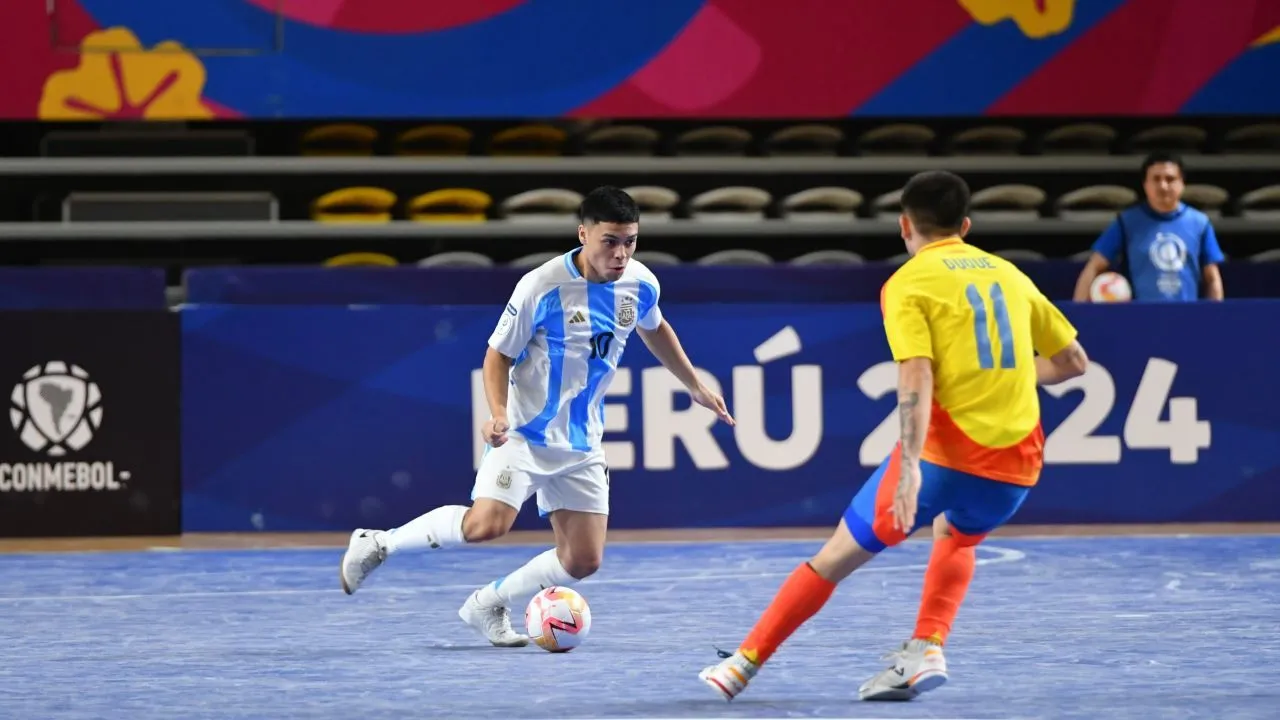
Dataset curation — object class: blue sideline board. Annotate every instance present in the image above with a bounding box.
[180,300,1280,532]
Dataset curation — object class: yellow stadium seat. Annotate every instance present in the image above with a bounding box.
[323,252,398,268]
[487,123,568,156]
[311,187,397,223]
[407,188,492,222]
[300,123,378,156]
[393,124,473,156]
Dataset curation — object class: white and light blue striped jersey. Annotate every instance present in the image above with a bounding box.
[488,249,663,452]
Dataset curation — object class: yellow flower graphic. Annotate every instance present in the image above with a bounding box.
[1252,26,1280,48]
[39,27,214,120]
[958,0,1075,39]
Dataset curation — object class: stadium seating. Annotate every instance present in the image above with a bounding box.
[415,251,494,268]
[406,189,492,222]
[763,124,844,157]
[1223,124,1280,153]
[790,249,865,266]
[299,124,378,157]
[780,187,863,221]
[582,125,661,156]
[1,116,1279,291]
[392,125,473,157]
[1240,185,1280,218]
[487,124,568,157]
[323,251,398,267]
[311,187,397,223]
[1038,123,1116,155]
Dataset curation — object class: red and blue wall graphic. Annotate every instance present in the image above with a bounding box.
[4,0,1280,120]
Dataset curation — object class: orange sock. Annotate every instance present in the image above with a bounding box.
[913,533,976,645]
[739,562,836,665]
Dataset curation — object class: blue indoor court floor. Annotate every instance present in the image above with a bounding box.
[2,533,1278,720]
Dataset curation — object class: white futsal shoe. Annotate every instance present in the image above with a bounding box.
[858,638,948,701]
[458,589,529,647]
[698,650,759,701]
[339,529,388,595]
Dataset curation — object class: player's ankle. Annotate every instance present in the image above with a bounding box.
[912,632,944,646]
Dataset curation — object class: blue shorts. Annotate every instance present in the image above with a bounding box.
[843,443,1030,553]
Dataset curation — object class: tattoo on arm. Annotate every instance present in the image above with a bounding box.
[898,390,921,463]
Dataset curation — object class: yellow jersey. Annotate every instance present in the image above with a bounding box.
[880,237,1078,487]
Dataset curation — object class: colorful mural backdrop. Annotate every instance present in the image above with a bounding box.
[4,0,1279,120]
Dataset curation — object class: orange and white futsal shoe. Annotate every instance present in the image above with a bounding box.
[698,650,759,701]
[858,638,948,701]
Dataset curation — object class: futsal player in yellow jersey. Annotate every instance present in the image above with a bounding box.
[700,170,1091,703]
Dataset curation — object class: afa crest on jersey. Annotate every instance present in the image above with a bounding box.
[617,299,636,328]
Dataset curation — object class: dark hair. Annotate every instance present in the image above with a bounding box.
[579,186,640,225]
[900,170,970,236]
[1141,151,1184,180]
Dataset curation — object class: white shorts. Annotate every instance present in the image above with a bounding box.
[471,436,609,517]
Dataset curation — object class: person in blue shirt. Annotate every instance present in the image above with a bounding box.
[1073,152,1225,302]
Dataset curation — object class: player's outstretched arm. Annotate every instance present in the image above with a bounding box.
[1034,340,1089,386]
[637,320,734,426]
[480,347,516,446]
[892,357,933,533]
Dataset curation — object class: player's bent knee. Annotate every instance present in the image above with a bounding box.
[462,501,518,543]
[557,548,602,579]
[809,519,879,583]
[462,516,509,543]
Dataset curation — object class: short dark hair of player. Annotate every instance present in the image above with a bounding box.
[900,170,971,236]
[579,186,640,225]
[1141,151,1184,179]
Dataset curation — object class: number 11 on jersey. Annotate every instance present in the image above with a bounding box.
[965,282,1015,370]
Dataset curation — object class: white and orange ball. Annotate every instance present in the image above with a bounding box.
[525,586,591,653]
[1089,271,1132,303]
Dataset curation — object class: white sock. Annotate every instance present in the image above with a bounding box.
[383,505,468,554]
[476,548,575,607]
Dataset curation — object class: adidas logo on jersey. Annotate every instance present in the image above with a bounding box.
[568,310,587,324]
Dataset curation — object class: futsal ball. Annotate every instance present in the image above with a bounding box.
[1089,271,1132,303]
[525,586,591,653]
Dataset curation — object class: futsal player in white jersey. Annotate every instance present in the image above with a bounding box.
[339,186,734,645]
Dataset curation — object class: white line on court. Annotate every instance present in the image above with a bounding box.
[0,546,1026,603]
[0,535,852,558]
